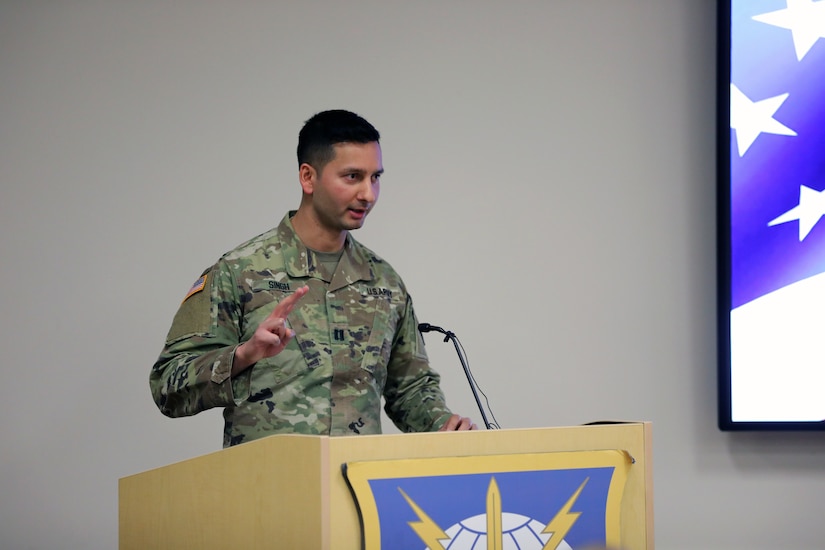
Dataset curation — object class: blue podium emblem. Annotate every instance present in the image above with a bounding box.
[343,449,631,549]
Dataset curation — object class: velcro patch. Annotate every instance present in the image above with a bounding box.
[182,274,207,303]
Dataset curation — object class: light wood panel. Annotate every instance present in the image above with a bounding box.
[119,422,653,549]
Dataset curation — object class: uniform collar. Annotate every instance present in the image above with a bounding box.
[278,212,374,291]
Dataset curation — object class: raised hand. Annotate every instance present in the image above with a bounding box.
[232,285,309,375]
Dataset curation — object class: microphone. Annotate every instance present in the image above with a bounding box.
[417,322,447,335]
[418,322,498,430]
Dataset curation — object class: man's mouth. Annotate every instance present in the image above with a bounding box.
[348,206,369,219]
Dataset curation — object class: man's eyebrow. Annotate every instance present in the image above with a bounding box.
[339,167,384,175]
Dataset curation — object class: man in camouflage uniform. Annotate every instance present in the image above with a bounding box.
[151,109,475,447]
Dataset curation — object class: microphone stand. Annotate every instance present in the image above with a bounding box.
[419,323,493,430]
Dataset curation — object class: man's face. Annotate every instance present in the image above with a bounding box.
[307,141,383,232]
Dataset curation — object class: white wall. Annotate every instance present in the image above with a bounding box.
[2,1,824,548]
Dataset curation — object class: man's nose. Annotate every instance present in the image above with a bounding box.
[357,181,376,203]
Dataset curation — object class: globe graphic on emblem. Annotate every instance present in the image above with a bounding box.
[424,511,573,550]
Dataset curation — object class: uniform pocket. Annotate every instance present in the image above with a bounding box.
[247,343,308,396]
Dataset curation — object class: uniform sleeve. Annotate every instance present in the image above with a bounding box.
[149,260,252,417]
[382,294,453,432]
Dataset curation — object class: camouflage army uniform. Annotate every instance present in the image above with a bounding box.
[151,212,453,447]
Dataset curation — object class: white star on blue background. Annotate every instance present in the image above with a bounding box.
[768,184,825,241]
[753,0,825,61]
[729,84,797,156]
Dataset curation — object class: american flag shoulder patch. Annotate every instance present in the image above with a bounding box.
[183,274,207,303]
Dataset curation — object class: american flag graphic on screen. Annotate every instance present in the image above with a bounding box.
[729,0,825,422]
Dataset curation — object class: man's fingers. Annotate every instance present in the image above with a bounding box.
[235,286,307,371]
[439,414,476,431]
[256,326,282,347]
[438,416,452,431]
[262,319,296,345]
[269,285,310,320]
[457,417,474,431]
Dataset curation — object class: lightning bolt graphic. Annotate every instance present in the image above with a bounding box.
[398,487,449,550]
[541,477,589,550]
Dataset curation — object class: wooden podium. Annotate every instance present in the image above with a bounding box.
[119,422,653,549]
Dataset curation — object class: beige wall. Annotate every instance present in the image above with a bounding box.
[2,1,823,548]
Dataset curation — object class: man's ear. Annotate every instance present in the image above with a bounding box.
[298,163,316,194]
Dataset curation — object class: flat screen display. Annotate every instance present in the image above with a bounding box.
[718,0,825,430]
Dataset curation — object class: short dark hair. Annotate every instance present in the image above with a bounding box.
[297,109,380,171]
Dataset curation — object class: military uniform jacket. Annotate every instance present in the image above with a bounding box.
[151,212,452,447]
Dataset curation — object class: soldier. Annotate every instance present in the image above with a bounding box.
[151,109,475,447]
